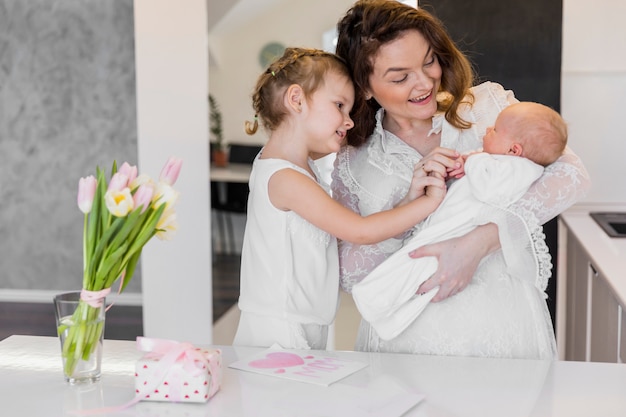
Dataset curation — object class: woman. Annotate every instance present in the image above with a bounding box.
[332,0,590,358]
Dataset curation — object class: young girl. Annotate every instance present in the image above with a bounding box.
[233,47,447,350]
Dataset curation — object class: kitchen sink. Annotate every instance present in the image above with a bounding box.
[590,212,626,238]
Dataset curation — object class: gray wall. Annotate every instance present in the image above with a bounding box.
[0,0,139,292]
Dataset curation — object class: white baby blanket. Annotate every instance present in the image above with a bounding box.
[351,153,544,340]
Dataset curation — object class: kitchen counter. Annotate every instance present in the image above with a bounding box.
[2,335,626,416]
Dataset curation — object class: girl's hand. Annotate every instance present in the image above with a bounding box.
[410,223,500,301]
[425,171,447,204]
[400,147,455,206]
[401,160,447,204]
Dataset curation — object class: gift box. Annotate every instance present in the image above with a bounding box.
[134,337,222,403]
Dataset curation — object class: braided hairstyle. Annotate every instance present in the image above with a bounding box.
[245,47,351,135]
[335,0,475,146]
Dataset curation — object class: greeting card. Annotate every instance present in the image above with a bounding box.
[229,348,368,386]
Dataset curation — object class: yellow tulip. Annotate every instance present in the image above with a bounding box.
[152,182,179,210]
[104,188,134,217]
[156,208,178,240]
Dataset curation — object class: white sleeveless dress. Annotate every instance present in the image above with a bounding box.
[234,156,339,350]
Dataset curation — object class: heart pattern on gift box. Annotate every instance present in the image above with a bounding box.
[134,348,222,403]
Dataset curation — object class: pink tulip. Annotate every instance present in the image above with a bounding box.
[159,157,183,185]
[118,162,138,185]
[133,184,154,214]
[108,172,129,192]
[77,176,97,214]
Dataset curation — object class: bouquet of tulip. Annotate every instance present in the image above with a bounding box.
[59,157,183,378]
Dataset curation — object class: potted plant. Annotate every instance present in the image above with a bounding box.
[209,94,228,167]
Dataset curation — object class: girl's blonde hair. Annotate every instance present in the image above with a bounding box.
[245,47,351,135]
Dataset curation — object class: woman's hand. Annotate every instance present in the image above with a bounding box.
[416,147,461,179]
[411,223,500,302]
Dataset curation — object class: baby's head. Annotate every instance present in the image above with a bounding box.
[483,102,567,166]
[245,47,352,135]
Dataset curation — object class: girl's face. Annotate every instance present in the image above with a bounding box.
[367,30,442,125]
[304,71,355,155]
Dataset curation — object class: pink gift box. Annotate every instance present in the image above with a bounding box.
[134,338,222,403]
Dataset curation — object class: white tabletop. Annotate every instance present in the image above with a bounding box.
[210,163,252,184]
[1,335,626,416]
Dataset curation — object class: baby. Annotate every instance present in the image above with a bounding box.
[352,101,568,340]
[448,101,567,178]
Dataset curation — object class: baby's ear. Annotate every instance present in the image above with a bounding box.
[509,143,523,156]
[285,84,304,113]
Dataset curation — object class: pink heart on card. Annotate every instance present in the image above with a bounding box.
[249,352,305,369]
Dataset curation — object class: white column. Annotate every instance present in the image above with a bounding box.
[134,0,213,344]
[562,0,626,203]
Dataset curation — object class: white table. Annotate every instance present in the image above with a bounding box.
[210,162,252,254]
[1,335,626,417]
[210,163,252,184]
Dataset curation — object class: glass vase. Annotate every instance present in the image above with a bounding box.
[53,291,106,384]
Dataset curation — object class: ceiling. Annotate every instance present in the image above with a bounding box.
[207,0,284,36]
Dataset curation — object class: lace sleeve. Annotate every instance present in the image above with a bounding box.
[467,82,591,289]
[509,146,591,225]
[489,146,590,292]
[331,149,405,294]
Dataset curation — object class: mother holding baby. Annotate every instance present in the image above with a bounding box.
[332,0,590,358]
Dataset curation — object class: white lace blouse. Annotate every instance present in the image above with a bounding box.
[332,81,591,294]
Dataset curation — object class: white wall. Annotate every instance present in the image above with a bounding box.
[0,0,139,300]
[135,0,213,344]
[208,0,355,147]
[562,0,626,204]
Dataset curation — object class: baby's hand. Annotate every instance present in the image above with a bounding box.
[446,155,466,179]
[447,149,485,179]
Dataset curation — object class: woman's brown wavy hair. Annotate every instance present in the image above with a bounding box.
[335,0,475,147]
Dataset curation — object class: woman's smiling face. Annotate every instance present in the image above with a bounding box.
[367,29,442,124]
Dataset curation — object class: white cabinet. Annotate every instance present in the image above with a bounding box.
[559,208,626,363]
[563,230,622,362]
[589,263,620,362]
[621,308,626,363]
[563,229,589,361]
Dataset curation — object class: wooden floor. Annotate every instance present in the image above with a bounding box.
[0,254,241,342]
